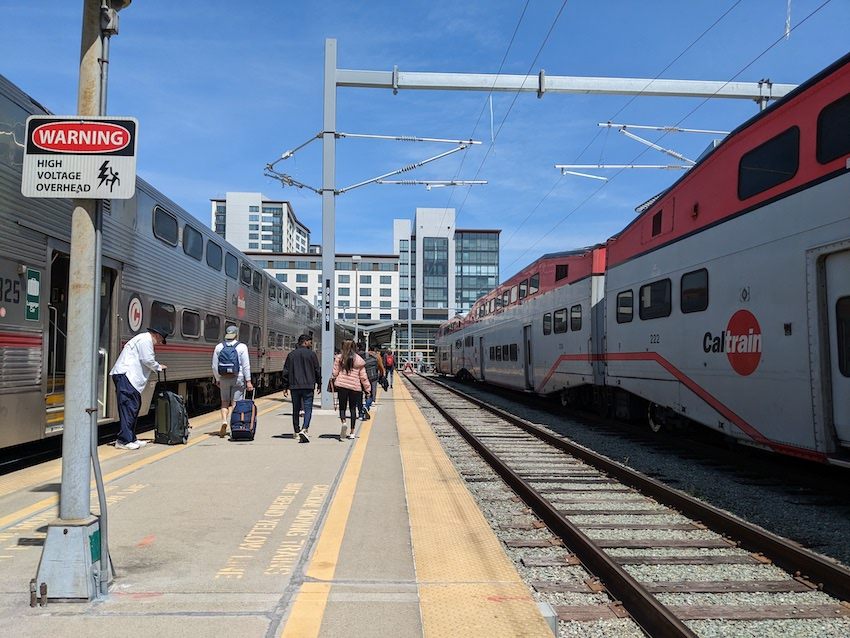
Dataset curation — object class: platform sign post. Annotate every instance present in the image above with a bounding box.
[33,0,133,603]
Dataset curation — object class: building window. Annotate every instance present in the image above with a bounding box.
[681,269,709,313]
[181,310,201,338]
[248,214,259,221]
[248,242,259,249]
[639,279,672,320]
[339,287,350,297]
[249,206,260,213]
[225,253,238,280]
[380,288,392,297]
[616,290,634,323]
[359,300,370,309]
[338,274,350,283]
[296,286,308,295]
[380,313,392,320]
[249,223,259,231]
[296,274,308,283]
[380,275,391,284]
[380,301,391,309]
[215,205,225,213]
[248,233,259,240]
[275,273,288,282]
[204,314,221,342]
[153,206,178,246]
[360,274,372,284]
[360,288,371,297]
[553,308,567,333]
[543,312,552,335]
[206,241,223,271]
[738,126,799,200]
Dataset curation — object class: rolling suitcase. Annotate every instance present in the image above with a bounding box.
[154,372,190,445]
[230,390,257,441]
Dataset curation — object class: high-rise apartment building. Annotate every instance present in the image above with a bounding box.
[210,192,310,253]
[393,208,499,322]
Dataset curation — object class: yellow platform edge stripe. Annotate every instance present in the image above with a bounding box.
[280,416,374,638]
[0,397,284,530]
[394,377,552,637]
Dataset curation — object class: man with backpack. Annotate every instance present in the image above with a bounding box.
[212,325,253,437]
[356,341,384,420]
[282,333,321,442]
[382,350,395,388]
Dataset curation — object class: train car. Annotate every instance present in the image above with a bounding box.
[436,52,850,465]
[0,73,325,450]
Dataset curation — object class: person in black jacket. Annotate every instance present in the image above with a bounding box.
[282,334,322,442]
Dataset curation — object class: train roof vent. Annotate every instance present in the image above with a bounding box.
[635,192,663,214]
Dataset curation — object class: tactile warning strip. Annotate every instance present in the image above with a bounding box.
[394,378,552,637]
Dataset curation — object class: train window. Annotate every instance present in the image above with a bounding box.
[518,279,528,299]
[502,291,510,307]
[509,344,518,361]
[268,331,276,347]
[817,93,850,165]
[182,225,203,261]
[616,291,634,323]
[252,271,262,293]
[277,334,284,348]
[150,301,175,337]
[268,283,276,300]
[153,207,178,246]
[489,346,495,360]
[239,263,252,285]
[502,344,509,360]
[251,326,261,348]
[738,126,799,200]
[203,314,221,342]
[555,264,569,281]
[570,305,582,331]
[465,335,473,347]
[639,279,672,320]
[681,269,709,313]
[529,273,539,295]
[225,253,238,280]
[206,241,223,271]
[553,308,567,333]
[543,312,552,335]
[455,339,462,349]
[239,323,251,343]
[837,297,850,377]
[181,310,201,338]
[651,211,663,237]
[510,286,518,303]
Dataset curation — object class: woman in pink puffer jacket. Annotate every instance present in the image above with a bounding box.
[331,339,370,440]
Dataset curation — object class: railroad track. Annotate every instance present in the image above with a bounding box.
[404,373,850,637]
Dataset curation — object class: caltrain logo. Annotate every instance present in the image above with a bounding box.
[235,288,246,318]
[31,121,131,153]
[703,309,762,376]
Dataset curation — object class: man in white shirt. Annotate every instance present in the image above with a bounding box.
[212,325,254,437]
[109,327,168,450]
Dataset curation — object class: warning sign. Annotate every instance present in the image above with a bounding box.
[21,116,137,200]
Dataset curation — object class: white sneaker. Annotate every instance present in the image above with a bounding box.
[135,440,149,448]
[347,432,355,439]
[299,429,310,443]
[115,440,140,450]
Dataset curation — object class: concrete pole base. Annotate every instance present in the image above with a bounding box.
[34,515,107,601]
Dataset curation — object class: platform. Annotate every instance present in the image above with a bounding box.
[0,378,552,637]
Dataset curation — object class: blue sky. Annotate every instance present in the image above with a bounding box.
[2,1,848,282]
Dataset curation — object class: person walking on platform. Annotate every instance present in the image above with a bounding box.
[282,333,321,442]
[331,339,370,440]
[109,327,168,450]
[382,350,395,388]
[356,341,384,420]
[212,325,253,438]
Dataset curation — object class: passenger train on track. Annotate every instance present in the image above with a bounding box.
[0,74,333,450]
[437,52,850,466]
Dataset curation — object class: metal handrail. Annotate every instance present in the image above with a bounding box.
[97,347,108,418]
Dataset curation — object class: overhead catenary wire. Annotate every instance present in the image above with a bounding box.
[503,0,834,272]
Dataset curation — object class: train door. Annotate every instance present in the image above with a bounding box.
[825,250,850,446]
[479,337,486,382]
[523,324,533,390]
[46,248,117,431]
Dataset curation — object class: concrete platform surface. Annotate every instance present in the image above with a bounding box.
[0,380,551,637]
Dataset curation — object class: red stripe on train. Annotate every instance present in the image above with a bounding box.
[535,351,827,463]
[0,332,43,348]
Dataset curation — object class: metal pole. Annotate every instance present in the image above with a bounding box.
[354,261,359,342]
[320,39,337,410]
[407,237,412,366]
[35,0,102,601]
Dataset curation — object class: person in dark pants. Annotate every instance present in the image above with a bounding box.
[109,327,167,450]
[282,333,322,442]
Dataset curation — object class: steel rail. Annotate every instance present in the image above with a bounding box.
[405,373,697,638]
[414,374,850,602]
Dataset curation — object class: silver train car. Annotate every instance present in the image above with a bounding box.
[437,52,850,466]
[0,74,327,450]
